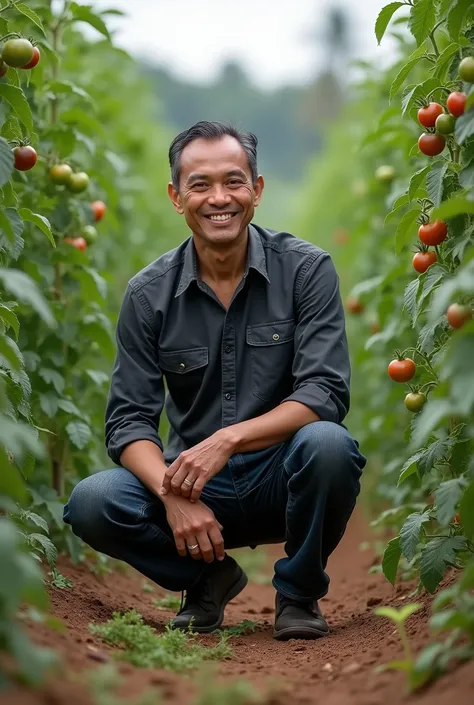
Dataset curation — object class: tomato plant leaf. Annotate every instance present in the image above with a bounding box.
[398,450,426,485]
[435,479,465,526]
[454,106,474,145]
[432,196,474,220]
[382,536,402,585]
[408,0,437,46]
[38,369,65,395]
[39,393,59,419]
[18,209,55,248]
[28,533,58,568]
[66,421,91,450]
[0,269,55,327]
[415,265,444,322]
[409,166,430,200]
[0,136,14,188]
[23,511,49,534]
[447,0,474,40]
[0,84,33,134]
[420,536,467,593]
[433,42,461,81]
[459,481,474,539]
[70,3,111,40]
[47,80,94,105]
[410,399,453,449]
[403,278,420,323]
[0,305,20,340]
[14,3,46,35]
[426,161,449,208]
[375,3,406,44]
[459,159,474,188]
[400,511,430,561]
[390,52,427,102]
[0,208,24,258]
[57,399,82,417]
[395,207,420,253]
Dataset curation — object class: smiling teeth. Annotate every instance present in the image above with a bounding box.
[210,214,233,221]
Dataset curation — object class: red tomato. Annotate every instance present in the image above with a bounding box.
[446,91,467,118]
[21,46,40,69]
[13,145,37,171]
[388,358,416,383]
[418,133,446,156]
[65,236,88,251]
[91,200,107,222]
[418,221,448,246]
[417,102,443,128]
[346,296,364,314]
[413,250,437,273]
[446,303,472,329]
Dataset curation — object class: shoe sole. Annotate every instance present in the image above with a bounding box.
[175,570,248,634]
[273,625,329,641]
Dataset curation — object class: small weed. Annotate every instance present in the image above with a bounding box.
[142,581,154,593]
[217,619,259,638]
[152,593,181,610]
[89,609,231,671]
[50,569,73,589]
[374,603,422,688]
[84,663,161,705]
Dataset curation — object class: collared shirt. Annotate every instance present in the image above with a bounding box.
[105,224,351,465]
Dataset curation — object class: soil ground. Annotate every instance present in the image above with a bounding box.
[2,509,473,705]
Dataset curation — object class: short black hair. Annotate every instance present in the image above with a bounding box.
[168,121,258,191]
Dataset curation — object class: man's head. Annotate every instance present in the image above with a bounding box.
[168,121,264,247]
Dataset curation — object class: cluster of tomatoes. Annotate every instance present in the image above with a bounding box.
[0,36,40,77]
[417,56,474,157]
[64,200,107,252]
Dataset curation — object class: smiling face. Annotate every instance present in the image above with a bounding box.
[168,135,264,248]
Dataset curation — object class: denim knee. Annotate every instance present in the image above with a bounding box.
[63,474,110,542]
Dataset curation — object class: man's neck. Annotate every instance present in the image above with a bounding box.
[194,228,249,285]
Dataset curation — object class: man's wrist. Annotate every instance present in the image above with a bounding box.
[217,425,242,454]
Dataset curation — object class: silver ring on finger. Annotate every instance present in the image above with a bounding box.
[187,543,199,551]
[183,478,193,487]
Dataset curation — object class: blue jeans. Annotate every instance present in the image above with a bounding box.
[63,422,366,601]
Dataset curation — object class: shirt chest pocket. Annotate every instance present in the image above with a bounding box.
[158,347,208,410]
[246,319,295,402]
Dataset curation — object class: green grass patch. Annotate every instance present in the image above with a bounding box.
[89,610,231,671]
[152,593,181,610]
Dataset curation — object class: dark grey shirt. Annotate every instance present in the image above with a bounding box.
[105,224,351,465]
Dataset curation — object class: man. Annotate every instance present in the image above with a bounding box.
[64,121,366,641]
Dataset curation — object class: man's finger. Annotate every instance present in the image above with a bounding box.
[190,475,207,503]
[208,525,225,561]
[196,531,214,563]
[181,471,197,498]
[170,464,191,495]
[161,457,182,495]
[174,533,187,557]
[185,534,202,561]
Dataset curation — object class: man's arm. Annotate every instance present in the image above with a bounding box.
[162,252,350,501]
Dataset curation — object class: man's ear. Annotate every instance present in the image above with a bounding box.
[168,182,184,214]
[253,175,264,207]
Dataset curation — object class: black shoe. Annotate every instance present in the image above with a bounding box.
[171,555,247,633]
[273,592,329,640]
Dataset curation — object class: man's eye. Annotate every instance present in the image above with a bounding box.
[228,179,243,186]
[192,182,207,189]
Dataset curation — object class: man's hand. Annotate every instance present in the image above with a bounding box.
[160,429,236,502]
[163,494,225,562]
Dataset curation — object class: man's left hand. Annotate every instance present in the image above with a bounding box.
[160,429,236,503]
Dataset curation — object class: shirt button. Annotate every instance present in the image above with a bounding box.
[224,345,232,353]
[225,393,232,400]
[179,363,185,370]
[272,334,280,341]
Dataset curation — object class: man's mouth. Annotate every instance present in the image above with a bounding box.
[204,213,238,223]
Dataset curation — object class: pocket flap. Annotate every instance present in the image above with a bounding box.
[246,319,295,346]
[158,347,208,374]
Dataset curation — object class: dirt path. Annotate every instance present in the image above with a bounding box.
[3,510,474,705]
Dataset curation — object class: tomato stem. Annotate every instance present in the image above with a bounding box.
[429,31,440,58]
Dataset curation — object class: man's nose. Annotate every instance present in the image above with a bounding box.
[207,186,231,207]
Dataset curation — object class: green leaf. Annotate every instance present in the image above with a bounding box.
[409,166,430,200]
[401,78,443,116]
[433,43,461,81]
[459,481,474,538]
[0,304,20,339]
[57,399,82,417]
[420,536,467,593]
[73,267,107,301]
[0,207,23,252]
[66,421,91,450]
[418,438,454,476]
[0,269,55,327]
[70,3,111,40]
[398,449,426,485]
[429,260,474,320]
[431,197,474,220]
[415,265,444,322]
[426,161,448,208]
[459,159,474,188]
[382,536,402,586]
[47,80,94,104]
[39,392,59,418]
[38,368,65,395]
[24,511,49,534]
[400,511,430,561]
[86,369,109,386]
[435,479,465,526]
[454,107,474,144]
[29,533,58,568]
[18,209,55,248]
[0,457,27,503]
[14,3,46,35]
[395,207,420,252]
[447,0,474,40]
[0,84,33,133]
[0,136,14,188]
[375,3,405,44]
[408,0,437,45]
[403,278,420,322]
[390,53,427,102]
[0,334,23,371]
[411,399,453,448]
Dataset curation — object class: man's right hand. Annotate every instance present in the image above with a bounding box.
[162,493,225,563]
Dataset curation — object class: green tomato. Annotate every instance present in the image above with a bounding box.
[1,38,34,68]
[435,113,455,135]
[67,171,89,193]
[81,225,98,244]
[50,163,73,185]
[459,56,474,83]
[375,165,395,183]
[404,392,426,413]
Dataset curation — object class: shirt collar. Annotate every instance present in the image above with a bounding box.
[175,224,270,298]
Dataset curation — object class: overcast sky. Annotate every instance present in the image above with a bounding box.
[92,0,400,89]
